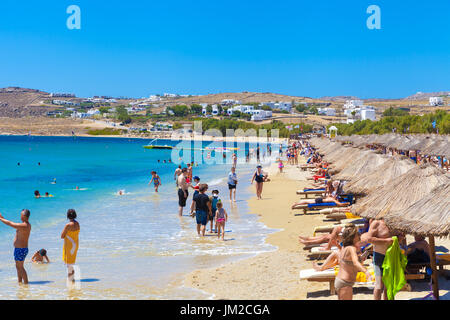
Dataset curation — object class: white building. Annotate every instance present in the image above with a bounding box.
[250,110,272,121]
[221,99,241,106]
[261,102,292,112]
[211,104,219,116]
[318,108,336,116]
[429,97,444,106]
[345,105,376,123]
[87,109,101,116]
[227,105,254,115]
[343,100,364,109]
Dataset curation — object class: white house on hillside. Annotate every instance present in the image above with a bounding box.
[429,97,444,106]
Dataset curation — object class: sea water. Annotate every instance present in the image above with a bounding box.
[0,135,278,299]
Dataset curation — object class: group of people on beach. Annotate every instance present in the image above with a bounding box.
[0,208,80,285]
[294,139,434,300]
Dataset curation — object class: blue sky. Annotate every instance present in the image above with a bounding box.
[0,1,449,99]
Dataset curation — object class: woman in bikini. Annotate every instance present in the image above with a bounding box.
[335,225,372,300]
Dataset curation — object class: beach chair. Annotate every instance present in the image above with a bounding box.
[293,202,346,215]
[296,190,326,198]
[325,212,360,221]
[307,246,339,259]
[312,221,365,235]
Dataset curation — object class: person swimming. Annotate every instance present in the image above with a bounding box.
[44,192,54,197]
[117,190,125,196]
[34,190,41,198]
[51,178,56,184]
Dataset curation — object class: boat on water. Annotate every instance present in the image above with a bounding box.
[143,139,174,150]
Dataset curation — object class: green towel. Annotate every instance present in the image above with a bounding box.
[382,236,408,300]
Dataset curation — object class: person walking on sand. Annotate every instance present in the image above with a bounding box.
[227,166,238,202]
[148,171,161,192]
[61,209,80,283]
[215,201,228,241]
[232,153,237,168]
[251,165,266,200]
[177,168,190,216]
[193,184,211,237]
[0,209,31,284]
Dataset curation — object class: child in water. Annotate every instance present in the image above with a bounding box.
[31,249,50,263]
[215,201,228,241]
[209,190,220,233]
[189,176,201,216]
[148,171,161,192]
[34,190,41,198]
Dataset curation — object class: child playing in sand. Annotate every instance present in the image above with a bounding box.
[148,171,161,192]
[215,201,228,240]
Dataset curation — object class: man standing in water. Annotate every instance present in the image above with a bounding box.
[174,165,182,186]
[228,166,238,202]
[177,168,191,216]
[0,209,31,284]
[361,218,393,300]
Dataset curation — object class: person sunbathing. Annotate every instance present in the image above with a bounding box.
[313,241,372,272]
[299,225,343,249]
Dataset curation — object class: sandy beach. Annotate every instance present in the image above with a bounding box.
[185,157,450,300]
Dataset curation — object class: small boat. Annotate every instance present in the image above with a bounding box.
[143,139,174,150]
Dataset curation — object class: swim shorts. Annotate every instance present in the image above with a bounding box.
[228,183,236,190]
[196,210,208,226]
[14,248,29,262]
[373,252,385,289]
[178,189,188,207]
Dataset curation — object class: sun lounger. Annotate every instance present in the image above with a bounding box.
[326,212,360,221]
[296,190,326,198]
[313,222,365,235]
[300,267,423,295]
[293,203,342,215]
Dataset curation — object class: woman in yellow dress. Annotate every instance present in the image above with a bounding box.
[61,209,80,282]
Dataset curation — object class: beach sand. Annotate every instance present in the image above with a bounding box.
[185,158,450,300]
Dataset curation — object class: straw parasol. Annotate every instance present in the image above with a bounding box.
[333,152,389,181]
[384,183,450,237]
[344,155,416,195]
[328,149,371,174]
[352,164,450,219]
[421,139,450,157]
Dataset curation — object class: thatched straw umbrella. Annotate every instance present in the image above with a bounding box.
[344,156,416,195]
[352,164,450,219]
[421,139,450,158]
[384,183,450,300]
[333,152,389,181]
[384,183,450,237]
[328,149,371,174]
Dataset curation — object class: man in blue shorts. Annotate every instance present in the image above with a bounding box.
[0,209,32,284]
[193,184,211,237]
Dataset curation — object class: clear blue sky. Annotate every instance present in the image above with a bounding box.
[0,0,449,99]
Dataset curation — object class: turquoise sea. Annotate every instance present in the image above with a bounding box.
[0,135,279,299]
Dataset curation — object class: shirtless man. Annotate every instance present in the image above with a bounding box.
[360,218,393,300]
[177,168,191,216]
[0,209,32,284]
[174,165,182,186]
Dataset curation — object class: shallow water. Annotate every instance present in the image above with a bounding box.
[0,135,278,299]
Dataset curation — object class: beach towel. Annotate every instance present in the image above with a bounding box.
[304,188,325,192]
[334,266,375,284]
[307,202,337,208]
[382,236,408,300]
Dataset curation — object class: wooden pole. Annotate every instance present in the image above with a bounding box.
[428,235,440,300]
